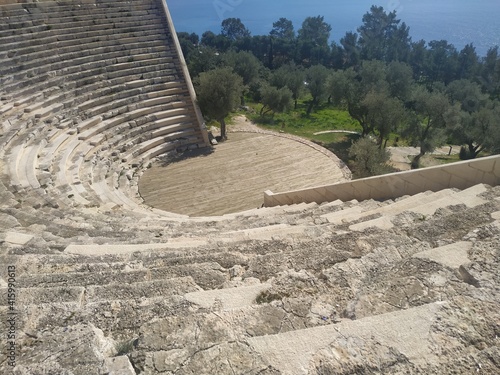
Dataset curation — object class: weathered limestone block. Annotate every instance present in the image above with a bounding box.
[105,355,136,375]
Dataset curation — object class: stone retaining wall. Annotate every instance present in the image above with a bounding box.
[264,154,500,206]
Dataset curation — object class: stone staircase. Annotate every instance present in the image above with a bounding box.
[0,0,208,219]
[1,180,499,374]
[1,0,499,374]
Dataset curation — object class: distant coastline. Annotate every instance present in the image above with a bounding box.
[168,0,500,56]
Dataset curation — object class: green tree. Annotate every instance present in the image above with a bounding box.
[200,30,231,52]
[221,18,251,41]
[259,85,293,115]
[425,40,459,84]
[297,16,332,65]
[359,60,388,92]
[409,39,428,81]
[446,80,496,158]
[329,41,345,70]
[404,86,451,168]
[305,64,329,114]
[187,45,222,78]
[329,61,394,137]
[270,18,295,40]
[222,51,263,105]
[349,137,392,177]
[446,79,487,114]
[484,105,500,154]
[222,51,262,86]
[357,6,411,62]
[340,31,360,68]
[270,17,297,67]
[195,67,244,140]
[453,106,498,159]
[245,35,272,67]
[386,61,414,101]
[329,68,372,135]
[271,62,305,109]
[480,46,500,98]
[457,43,479,80]
[328,69,349,106]
[361,90,406,146]
[177,32,199,62]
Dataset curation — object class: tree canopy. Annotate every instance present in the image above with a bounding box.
[181,7,500,163]
[221,18,251,41]
[195,67,244,140]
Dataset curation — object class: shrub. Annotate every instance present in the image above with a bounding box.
[114,339,136,357]
[349,137,392,178]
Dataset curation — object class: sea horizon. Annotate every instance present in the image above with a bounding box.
[168,0,500,57]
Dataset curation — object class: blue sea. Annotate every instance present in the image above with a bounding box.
[168,0,500,56]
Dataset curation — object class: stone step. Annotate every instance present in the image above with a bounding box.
[123,129,198,162]
[185,283,271,310]
[0,39,164,89]
[77,98,188,142]
[413,183,489,215]
[81,77,183,120]
[323,241,430,292]
[0,17,164,47]
[16,261,227,291]
[1,38,167,71]
[247,301,446,375]
[1,46,169,81]
[1,21,167,55]
[0,43,172,94]
[0,1,157,20]
[85,276,201,303]
[148,116,194,138]
[0,295,191,344]
[412,241,472,271]
[0,275,203,306]
[1,39,170,88]
[0,285,85,306]
[8,144,24,189]
[64,240,209,256]
[322,191,438,225]
[55,137,91,204]
[350,185,489,231]
[217,223,312,242]
[22,141,46,189]
[6,249,242,279]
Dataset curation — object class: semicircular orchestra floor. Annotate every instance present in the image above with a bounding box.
[139,131,348,216]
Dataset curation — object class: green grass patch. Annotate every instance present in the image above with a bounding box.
[239,99,363,168]
[247,100,361,137]
[423,152,470,167]
[431,154,461,164]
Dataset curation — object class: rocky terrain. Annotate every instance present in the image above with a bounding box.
[1,182,499,374]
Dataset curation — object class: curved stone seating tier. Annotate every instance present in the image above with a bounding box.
[1,45,178,98]
[1,190,499,373]
[0,0,207,219]
[0,19,165,58]
[0,25,170,72]
[0,40,169,80]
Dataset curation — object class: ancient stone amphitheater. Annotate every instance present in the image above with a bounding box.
[1,0,499,374]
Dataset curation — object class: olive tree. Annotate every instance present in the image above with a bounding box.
[195,67,244,140]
